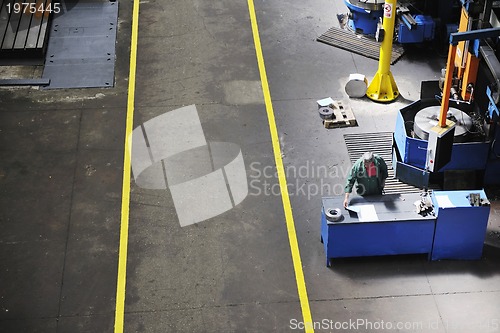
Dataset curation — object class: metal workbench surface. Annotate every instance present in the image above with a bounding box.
[322,192,435,224]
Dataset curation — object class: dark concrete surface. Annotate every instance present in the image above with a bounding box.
[0,0,132,331]
[0,0,499,332]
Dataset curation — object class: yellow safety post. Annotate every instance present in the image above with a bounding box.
[366,0,399,102]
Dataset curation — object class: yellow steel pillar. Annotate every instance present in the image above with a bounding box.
[366,0,399,102]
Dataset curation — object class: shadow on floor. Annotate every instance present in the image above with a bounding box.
[327,246,500,280]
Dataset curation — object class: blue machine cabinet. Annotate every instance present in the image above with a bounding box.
[394,101,490,172]
[321,194,436,266]
[431,190,490,260]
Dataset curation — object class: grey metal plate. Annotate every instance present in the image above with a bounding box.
[42,0,118,89]
[394,160,430,189]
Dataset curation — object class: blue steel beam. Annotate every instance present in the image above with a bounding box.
[449,27,500,45]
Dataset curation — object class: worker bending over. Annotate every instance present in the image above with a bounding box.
[343,152,388,208]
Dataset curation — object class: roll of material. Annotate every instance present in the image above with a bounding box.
[325,207,343,222]
[345,73,368,98]
[318,107,335,120]
[413,106,472,141]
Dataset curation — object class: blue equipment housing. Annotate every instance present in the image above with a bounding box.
[394,99,490,171]
[398,15,436,43]
[343,0,383,36]
[392,99,496,187]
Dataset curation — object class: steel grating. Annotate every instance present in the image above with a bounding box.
[0,0,53,59]
[344,132,422,194]
[317,27,405,65]
[41,0,118,89]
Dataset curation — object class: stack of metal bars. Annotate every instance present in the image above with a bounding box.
[0,0,53,59]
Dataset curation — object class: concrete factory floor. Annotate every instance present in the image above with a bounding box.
[1,0,500,332]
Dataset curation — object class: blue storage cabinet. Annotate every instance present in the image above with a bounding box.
[431,190,490,260]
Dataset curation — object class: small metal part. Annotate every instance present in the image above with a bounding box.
[318,107,335,120]
[399,7,417,30]
[375,24,384,43]
[468,193,481,206]
[414,191,434,216]
[481,198,491,206]
[325,207,343,222]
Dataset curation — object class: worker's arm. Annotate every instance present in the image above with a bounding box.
[343,192,350,208]
[344,164,357,208]
[376,156,388,192]
[378,156,389,181]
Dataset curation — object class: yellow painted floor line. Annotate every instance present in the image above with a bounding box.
[114,0,140,332]
[246,1,314,332]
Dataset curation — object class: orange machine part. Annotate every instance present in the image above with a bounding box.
[461,52,480,100]
[455,8,470,78]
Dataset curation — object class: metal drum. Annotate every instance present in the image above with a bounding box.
[345,73,368,98]
[413,106,472,141]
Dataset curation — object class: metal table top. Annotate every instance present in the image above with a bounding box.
[322,193,436,225]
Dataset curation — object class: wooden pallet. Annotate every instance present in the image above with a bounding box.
[322,100,357,129]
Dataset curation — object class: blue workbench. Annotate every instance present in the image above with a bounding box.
[321,193,436,267]
[321,191,491,266]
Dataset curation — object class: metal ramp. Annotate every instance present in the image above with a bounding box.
[0,0,53,59]
[344,132,423,194]
[317,27,405,65]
